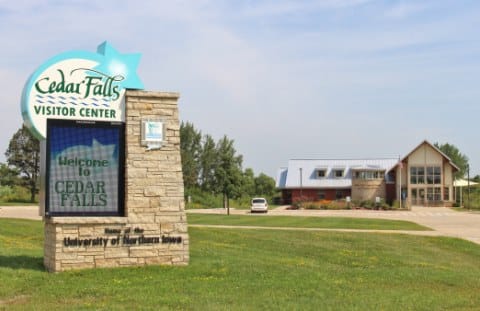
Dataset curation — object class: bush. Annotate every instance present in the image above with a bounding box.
[301,200,352,210]
[352,198,398,210]
[230,196,252,209]
[379,203,393,210]
[184,187,223,209]
[0,185,33,203]
[0,185,14,202]
[290,197,402,211]
[291,196,311,209]
[359,200,375,209]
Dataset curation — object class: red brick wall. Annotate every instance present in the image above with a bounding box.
[282,188,352,204]
[385,183,396,205]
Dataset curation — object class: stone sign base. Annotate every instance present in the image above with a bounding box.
[43,91,189,272]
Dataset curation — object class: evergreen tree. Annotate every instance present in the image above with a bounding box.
[199,134,217,191]
[180,122,202,188]
[5,125,40,202]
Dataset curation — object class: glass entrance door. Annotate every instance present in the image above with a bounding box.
[411,188,426,206]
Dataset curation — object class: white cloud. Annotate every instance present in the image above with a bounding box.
[384,2,428,19]
[240,0,374,17]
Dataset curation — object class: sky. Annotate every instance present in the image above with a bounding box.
[1,0,479,178]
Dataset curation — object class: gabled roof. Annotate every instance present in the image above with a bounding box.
[275,167,288,188]
[276,158,398,189]
[399,140,460,171]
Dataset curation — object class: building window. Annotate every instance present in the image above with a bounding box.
[411,166,441,185]
[334,169,344,178]
[444,187,449,201]
[354,171,381,180]
[427,187,441,201]
[426,166,441,184]
[318,190,325,200]
[386,171,395,183]
[316,170,326,178]
[335,190,344,199]
[410,167,425,184]
[411,189,417,200]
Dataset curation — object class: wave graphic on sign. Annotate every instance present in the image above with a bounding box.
[36,94,112,107]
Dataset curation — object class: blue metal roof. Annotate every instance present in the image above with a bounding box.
[276,158,398,189]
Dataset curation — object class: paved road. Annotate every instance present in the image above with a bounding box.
[2,205,480,245]
[0,205,41,220]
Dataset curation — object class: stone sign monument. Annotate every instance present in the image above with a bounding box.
[21,42,189,272]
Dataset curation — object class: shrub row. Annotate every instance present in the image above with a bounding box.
[291,198,402,210]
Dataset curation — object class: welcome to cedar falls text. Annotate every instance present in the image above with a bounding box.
[54,156,111,207]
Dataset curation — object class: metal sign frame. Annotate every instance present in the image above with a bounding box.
[45,119,125,217]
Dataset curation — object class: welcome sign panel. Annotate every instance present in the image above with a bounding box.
[46,119,125,216]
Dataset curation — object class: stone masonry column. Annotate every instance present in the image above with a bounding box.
[124,90,189,265]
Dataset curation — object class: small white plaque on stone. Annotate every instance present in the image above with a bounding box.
[141,119,164,150]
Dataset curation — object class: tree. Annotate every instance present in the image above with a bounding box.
[434,142,469,179]
[179,121,277,210]
[5,125,40,202]
[199,134,217,191]
[214,136,243,212]
[241,168,256,197]
[254,173,276,197]
[0,163,20,187]
[180,122,202,188]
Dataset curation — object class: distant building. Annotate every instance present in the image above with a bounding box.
[275,140,459,207]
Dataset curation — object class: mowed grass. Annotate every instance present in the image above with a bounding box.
[1,219,480,310]
[187,213,431,231]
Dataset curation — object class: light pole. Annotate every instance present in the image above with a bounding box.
[467,164,470,209]
[299,168,303,198]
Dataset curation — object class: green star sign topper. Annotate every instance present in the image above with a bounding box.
[21,42,144,139]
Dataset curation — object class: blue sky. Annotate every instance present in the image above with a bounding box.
[1,0,479,177]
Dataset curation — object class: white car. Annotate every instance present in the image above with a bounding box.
[250,198,268,213]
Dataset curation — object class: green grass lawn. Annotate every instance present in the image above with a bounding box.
[1,218,480,310]
[187,213,431,231]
